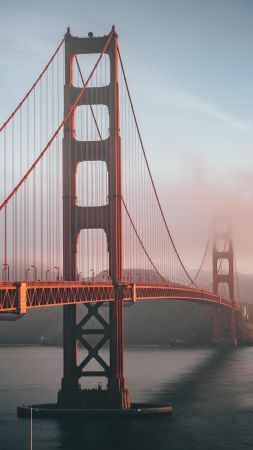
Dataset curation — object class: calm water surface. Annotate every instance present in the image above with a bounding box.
[0,345,253,449]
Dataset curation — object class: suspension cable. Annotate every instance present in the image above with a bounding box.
[121,197,167,283]
[76,49,211,288]
[74,56,103,140]
[189,233,211,285]
[75,54,166,284]
[118,47,198,285]
[0,32,113,211]
[0,38,64,133]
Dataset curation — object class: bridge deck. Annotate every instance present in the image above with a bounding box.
[0,281,239,315]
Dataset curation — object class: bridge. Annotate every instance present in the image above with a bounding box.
[0,26,249,412]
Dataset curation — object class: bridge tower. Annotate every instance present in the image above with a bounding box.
[212,219,237,347]
[58,27,130,409]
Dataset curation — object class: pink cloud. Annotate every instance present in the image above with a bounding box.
[158,157,253,274]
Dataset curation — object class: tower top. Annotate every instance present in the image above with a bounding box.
[64,26,116,40]
[65,27,71,38]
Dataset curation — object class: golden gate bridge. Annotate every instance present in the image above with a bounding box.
[0,27,248,415]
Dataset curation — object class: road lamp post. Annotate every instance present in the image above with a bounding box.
[54,266,59,281]
[31,265,37,281]
[25,268,30,281]
[90,268,95,282]
[46,269,51,281]
[2,264,9,281]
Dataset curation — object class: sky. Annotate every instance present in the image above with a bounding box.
[1,0,253,274]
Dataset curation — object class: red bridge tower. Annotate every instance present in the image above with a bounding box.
[58,27,130,409]
[212,219,237,347]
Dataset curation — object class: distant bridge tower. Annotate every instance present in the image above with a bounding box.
[58,26,130,409]
[212,218,237,347]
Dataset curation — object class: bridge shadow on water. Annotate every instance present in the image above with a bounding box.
[150,346,233,408]
[54,347,236,450]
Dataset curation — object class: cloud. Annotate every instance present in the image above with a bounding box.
[166,89,253,132]
[157,156,253,275]
[131,59,253,133]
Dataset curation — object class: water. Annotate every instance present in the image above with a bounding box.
[0,345,253,449]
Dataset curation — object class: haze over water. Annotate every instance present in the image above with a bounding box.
[0,345,253,450]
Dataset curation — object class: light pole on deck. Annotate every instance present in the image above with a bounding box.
[46,269,51,281]
[90,268,95,282]
[54,266,59,281]
[2,263,9,281]
[31,265,37,281]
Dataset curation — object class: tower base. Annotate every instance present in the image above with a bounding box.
[57,387,131,409]
[17,402,172,419]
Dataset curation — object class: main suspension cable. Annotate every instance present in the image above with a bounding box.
[0,32,113,211]
[75,54,167,284]
[118,47,198,286]
[189,233,211,285]
[76,48,213,289]
[0,38,64,133]
[121,197,167,283]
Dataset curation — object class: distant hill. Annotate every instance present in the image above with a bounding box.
[0,300,214,346]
